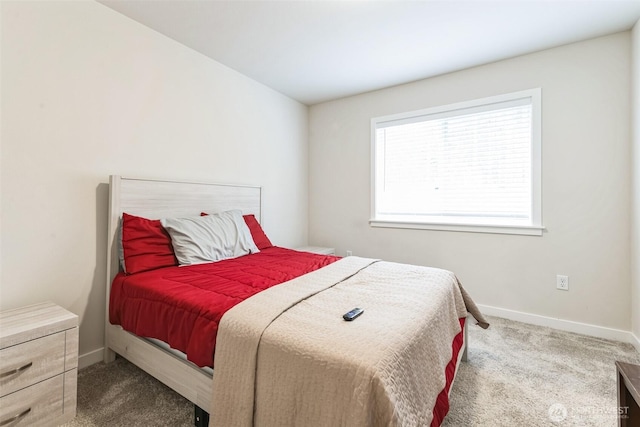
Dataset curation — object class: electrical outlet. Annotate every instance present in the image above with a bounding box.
[346,250,353,257]
[556,275,569,291]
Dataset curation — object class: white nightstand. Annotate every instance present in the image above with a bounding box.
[295,246,336,255]
[0,302,78,426]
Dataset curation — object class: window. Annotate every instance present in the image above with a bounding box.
[371,89,542,236]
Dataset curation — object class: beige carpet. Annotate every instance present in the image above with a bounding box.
[65,316,640,426]
[65,356,192,426]
[443,316,640,426]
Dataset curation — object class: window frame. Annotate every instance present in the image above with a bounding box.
[370,88,543,236]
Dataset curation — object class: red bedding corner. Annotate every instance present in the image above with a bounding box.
[109,247,339,367]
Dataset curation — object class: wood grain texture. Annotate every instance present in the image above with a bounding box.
[106,324,212,410]
[0,332,65,397]
[63,369,78,420]
[64,328,79,372]
[0,375,64,427]
[0,302,78,425]
[0,302,77,349]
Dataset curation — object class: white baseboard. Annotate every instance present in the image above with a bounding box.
[79,347,105,369]
[632,332,640,353]
[478,304,637,346]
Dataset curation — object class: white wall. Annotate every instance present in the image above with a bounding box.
[632,21,640,347]
[309,33,632,332]
[0,1,309,363]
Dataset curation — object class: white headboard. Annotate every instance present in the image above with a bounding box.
[105,175,262,316]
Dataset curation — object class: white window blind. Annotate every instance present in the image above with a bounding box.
[371,89,542,235]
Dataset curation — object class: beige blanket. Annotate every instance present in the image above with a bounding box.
[210,257,488,427]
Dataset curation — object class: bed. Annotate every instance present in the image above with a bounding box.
[104,175,488,426]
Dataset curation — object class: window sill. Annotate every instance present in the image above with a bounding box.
[369,219,545,236]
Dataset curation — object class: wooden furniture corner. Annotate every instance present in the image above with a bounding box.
[0,302,78,426]
[616,360,640,427]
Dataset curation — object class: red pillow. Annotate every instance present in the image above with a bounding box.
[120,213,177,274]
[200,212,273,250]
[242,214,273,250]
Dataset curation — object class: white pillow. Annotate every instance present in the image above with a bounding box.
[161,210,259,266]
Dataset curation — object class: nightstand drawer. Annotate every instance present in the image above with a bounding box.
[0,332,65,397]
[0,374,64,427]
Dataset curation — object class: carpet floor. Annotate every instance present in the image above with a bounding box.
[64,316,640,426]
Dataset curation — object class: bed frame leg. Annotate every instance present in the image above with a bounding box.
[104,347,116,364]
[461,319,469,362]
[195,405,209,427]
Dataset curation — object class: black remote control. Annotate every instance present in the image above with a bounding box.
[343,307,364,321]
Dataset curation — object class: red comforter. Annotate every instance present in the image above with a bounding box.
[109,247,339,367]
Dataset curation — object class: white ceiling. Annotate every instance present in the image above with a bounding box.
[99,0,640,105]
